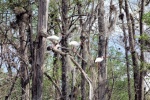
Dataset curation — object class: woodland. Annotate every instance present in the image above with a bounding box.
[0,0,150,100]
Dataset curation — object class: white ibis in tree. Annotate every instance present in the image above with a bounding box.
[69,41,80,47]
[95,56,104,63]
[47,35,60,41]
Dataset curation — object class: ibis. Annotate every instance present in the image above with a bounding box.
[95,56,104,62]
[47,35,60,41]
[69,41,80,46]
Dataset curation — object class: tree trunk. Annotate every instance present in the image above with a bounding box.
[32,0,49,100]
[80,40,88,100]
[19,21,29,100]
[139,0,145,99]
[124,17,132,100]
[77,1,88,100]
[119,2,131,99]
[61,0,69,100]
[98,0,107,100]
[124,0,140,100]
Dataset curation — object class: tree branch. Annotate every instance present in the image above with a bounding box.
[44,72,62,97]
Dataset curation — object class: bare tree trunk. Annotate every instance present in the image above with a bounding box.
[80,40,88,100]
[98,0,107,100]
[124,18,132,100]
[124,0,140,100]
[77,1,88,100]
[19,21,29,100]
[61,0,69,99]
[139,0,145,100]
[32,0,49,100]
[118,1,131,99]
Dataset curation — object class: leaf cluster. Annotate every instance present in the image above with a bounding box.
[143,12,150,26]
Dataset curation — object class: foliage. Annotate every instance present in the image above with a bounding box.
[107,47,134,100]
[143,12,150,25]
[139,33,150,50]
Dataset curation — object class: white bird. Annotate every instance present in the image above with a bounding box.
[95,56,104,62]
[69,41,80,46]
[47,35,60,41]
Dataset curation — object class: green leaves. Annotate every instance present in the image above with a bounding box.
[143,12,150,25]
[139,33,150,50]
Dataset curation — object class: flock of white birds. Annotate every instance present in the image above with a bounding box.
[46,34,104,63]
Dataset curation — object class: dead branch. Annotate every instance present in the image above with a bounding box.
[70,56,93,100]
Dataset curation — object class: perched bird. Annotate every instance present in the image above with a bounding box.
[95,56,104,62]
[69,41,80,47]
[47,35,60,41]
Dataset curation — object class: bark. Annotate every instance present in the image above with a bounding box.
[60,49,70,100]
[70,69,76,100]
[107,67,115,100]
[80,41,88,100]
[98,0,107,100]
[61,0,69,100]
[124,0,140,100]
[19,21,29,100]
[124,16,132,100]
[139,0,145,99]
[119,2,131,100]
[77,1,88,100]
[32,0,49,100]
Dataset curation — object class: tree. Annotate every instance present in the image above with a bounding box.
[32,0,49,100]
[0,0,150,100]
[98,0,107,99]
[124,0,140,99]
[139,0,145,99]
[60,0,70,99]
[118,0,131,99]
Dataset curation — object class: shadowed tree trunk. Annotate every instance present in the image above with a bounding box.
[61,0,69,99]
[77,1,88,100]
[32,0,49,100]
[80,36,88,100]
[98,0,107,100]
[118,1,131,99]
[139,0,145,99]
[124,0,140,100]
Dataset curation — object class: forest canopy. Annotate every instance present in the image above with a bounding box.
[0,0,150,100]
